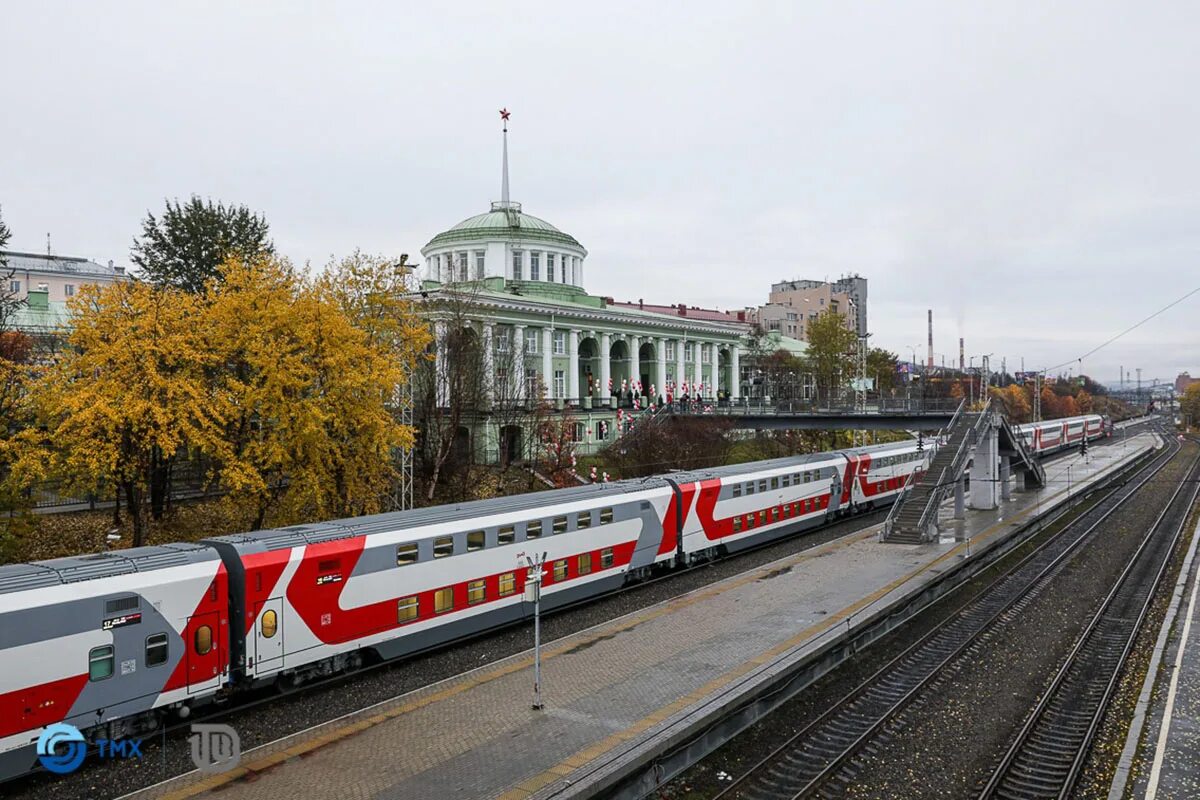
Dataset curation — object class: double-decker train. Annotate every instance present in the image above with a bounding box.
[1013,414,1110,454]
[0,415,1106,781]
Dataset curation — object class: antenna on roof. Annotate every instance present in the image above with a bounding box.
[46,232,52,258]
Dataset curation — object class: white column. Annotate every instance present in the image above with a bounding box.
[655,337,667,401]
[969,425,1000,510]
[542,327,553,399]
[599,331,611,408]
[630,336,642,399]
[730,344,741,400]
[568,328,580,402]
[434,320,448,407]
[676,338,685,394]
[513,324,527,401]
[482,322,495,404]
[693,341,703,397]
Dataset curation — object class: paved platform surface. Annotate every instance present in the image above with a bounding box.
[126,434,1159,800]
[1121,513,1200,800]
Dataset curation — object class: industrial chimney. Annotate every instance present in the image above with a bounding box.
[959,338,965,371]
[927,310,934,370]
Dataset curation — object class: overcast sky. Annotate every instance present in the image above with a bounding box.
[3,3,1197,386]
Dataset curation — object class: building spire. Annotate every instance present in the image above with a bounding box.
[500,108,511,204]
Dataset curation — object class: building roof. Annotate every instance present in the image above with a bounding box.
[2,250,128,278]
[608,300,749,324]
[9,298,71,332]
[424,203,586,252]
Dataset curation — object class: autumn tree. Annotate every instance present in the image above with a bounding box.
[132,197,273,293]
[205,256,416,529]
[803,310,858,404]
[599,416,733,478]
[18,282,224,546]
[1182,384,1200,429]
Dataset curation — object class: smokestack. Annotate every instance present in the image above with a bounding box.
[959,337,964,371]
[927,310,934,370]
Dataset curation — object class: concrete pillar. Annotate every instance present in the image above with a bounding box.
[969,425,1000,510]
[655,337,667,401]
[730,344,741,400]
[1000,456,1012,501]
[542,327,553,399]
[954,475,965,520]
[568,328,580,403]
[434,320,447,407]
[599,331,611,408]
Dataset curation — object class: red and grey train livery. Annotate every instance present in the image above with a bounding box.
[0,439,930,781]
[1013,414,1110,455]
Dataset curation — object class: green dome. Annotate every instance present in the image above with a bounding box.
[424,203,585,252]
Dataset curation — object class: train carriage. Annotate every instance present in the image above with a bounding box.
[1015,414,1108,455]
[202,479,677,686]
[0,544,228,779]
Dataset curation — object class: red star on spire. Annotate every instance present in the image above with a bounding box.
[499,108,511,121]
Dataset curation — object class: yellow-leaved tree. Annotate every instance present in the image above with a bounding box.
[206,255,424,530]
[21,282,226,546]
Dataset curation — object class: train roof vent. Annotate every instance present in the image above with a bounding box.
[0,563,63,594]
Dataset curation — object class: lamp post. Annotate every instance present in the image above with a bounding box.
[522,551,548,710]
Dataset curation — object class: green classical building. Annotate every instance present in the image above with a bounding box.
[417,121,789,465]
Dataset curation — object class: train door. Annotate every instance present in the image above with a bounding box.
[186,611,221,694]
[254,598,284,676]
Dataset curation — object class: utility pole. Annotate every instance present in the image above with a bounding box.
[1034,372,1042,422]
[523,552,548,710]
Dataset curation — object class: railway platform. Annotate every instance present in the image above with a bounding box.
[1112,504,1200,800]
[124,433,1160,800]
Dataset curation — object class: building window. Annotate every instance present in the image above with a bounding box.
[526,368,540,397]
[530,251,541,280]
[596,421,608,441]
[8,280,19,294]
[525,329,539,354]
[64,284,75,298]
[499,572,516,596]
[434,587,454,614]
[546,253,555,283]
[768,319,781,331]
[468,579,486,605]
[685,343,694,362]
[495,328,510,352]
[89,645,115,681]
[554,370,565,398]
[512,250,523,280]
[702,344,711,363]
[666,341,676,360]
[475,251,486,278]
[553,331,566,354]
[145,634,169,667]
[397,596,419,622]
[562,261,569,283]
[573,422,585,442]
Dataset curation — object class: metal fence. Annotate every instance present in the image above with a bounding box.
[23,455,221,513]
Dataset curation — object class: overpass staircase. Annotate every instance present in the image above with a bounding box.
[883,400,985,544]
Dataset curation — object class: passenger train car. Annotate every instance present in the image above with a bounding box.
[0,427,1005,782]
[1014,414,1110,455]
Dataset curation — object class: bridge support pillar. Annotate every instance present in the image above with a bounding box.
[1000,456,1012,501]
[969,425,1000,510]
[954,475,965,520]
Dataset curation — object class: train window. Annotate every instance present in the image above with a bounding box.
[771,477,779,490]
[467,580,486,605]
[145,634,168,667]
[758,510,767,525]
[397,596,418,622]
[732,484,741,497]
[434,537,454,558]
[106,596,139,615]
[733,517,743,532]
[803,471,811,483]
[746,482,754,495]
[758,480,767,493]
[467,531,485,551]
[527,520,542,539]
[499,572,516,596]
[771,508,780,522]
[498,526,515,545]
[396,543,418,565]
[553,560,568,581]
[260,609,278,639]
[793,473,801,484]
[434,587,454,614]
[601,548,614,569]
[553,516,568,534]
[577,511,592,529]
[194,625,213,656]
[600,507,614,524]
[578,553,593,575]
[89,645,114,681]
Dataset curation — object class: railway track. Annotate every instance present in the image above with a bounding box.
[979,445,1200,800]
[712,432,1180,800]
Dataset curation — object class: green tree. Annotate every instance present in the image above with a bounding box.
[866,347,899,392]
[0,205,20,331]
[803,310,858,402]
[132,196,273,293]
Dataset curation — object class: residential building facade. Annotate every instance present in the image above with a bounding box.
[3,250,131,334]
